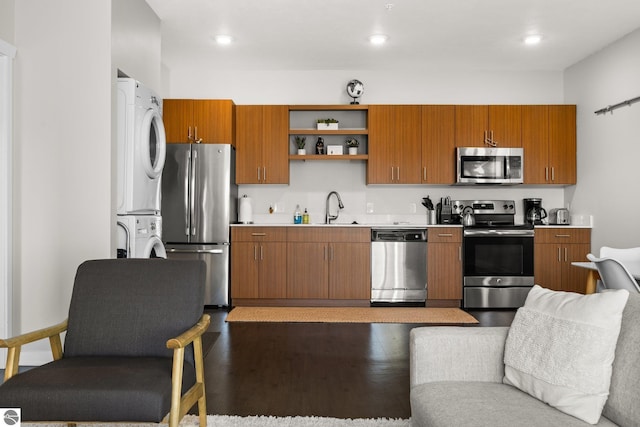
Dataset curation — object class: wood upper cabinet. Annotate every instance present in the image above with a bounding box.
[230,227,287,300]
[421,105,456,184]
[534,228,590,293]
[455,105,522,147]
[427,228,462,302]
[286,228,370,301]
[367,105,422,184]
[235,105,289,184]
[522,105,576,184]
[163,99,235,144]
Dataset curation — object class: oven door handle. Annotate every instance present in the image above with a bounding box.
[464,229,534,237]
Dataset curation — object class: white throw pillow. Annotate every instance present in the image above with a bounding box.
[503,285,629,424]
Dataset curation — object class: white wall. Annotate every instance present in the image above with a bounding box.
[112,0,162,91]
[564,28,640,252]
[11,0,160,366]
[12,0,112,363]
[0,0,14,44]
[166,66,569,224]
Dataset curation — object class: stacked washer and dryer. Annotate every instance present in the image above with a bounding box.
[116,78,167,258]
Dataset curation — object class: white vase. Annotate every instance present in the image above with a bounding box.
[348,147,358,155]
[297,148,306,155]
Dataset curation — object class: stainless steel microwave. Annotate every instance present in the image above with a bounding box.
[456,147,523,185]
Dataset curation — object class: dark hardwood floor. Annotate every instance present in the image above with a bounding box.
[202,307,515,419]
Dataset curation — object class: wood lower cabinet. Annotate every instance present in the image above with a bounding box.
[231,227,287,301]
[455,105,522,148]
[367,105,422,184]
[235,105,289,184]
[523,105,576,184]
[287,228,371,304]
[163,99,235,144]
[534,228,591,293]
[427,227,462,306]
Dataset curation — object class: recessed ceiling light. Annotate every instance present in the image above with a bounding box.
[524,34,542,45]
[215,35,233,45]
[369,34,388,45]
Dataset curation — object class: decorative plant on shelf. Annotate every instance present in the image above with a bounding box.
[345,137,359,155]
[317,118,339,124]
[316,118,339,130]
[345,137,359,147]
[294,136,307,155]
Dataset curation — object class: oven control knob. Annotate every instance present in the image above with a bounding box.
[496,278,502,284]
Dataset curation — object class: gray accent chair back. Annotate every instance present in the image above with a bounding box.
[0,258,210,427]
[587,253,640,293]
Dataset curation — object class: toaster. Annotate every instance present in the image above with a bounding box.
[549,208,570,225]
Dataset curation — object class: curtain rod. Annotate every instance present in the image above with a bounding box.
[594,95,640,115]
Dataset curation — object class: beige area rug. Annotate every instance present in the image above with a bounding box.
[225,306,478,324]
[23,414,410,427]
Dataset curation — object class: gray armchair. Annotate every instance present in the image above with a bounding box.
[0,258,210,427]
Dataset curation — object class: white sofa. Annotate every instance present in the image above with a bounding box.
[409,292,640,426]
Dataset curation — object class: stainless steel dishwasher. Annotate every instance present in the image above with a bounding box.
[371,229,427,304]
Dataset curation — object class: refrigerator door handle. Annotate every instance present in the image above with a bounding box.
[167,248,224,254]
[190,149,198,236]
[184,150,191,236]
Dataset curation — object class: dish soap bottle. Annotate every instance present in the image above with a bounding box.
[302,208,310,224]
[294,205,302,224]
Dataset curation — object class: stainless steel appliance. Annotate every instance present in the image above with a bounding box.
[549,208,570,225]
[371,229,427,304]
[453,200,534,308]
[523,198,547,225]
[161,143,238,306]
[456,147,524,185]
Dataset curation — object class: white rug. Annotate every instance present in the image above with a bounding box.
[23,414,411,427]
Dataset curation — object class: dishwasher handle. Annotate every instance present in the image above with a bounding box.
[371,229,427,242]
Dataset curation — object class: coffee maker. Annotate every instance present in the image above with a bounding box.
[523,198,547,225]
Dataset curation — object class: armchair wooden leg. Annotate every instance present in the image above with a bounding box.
[169,347,185,427]
[194,337,207,427]
[4,346,21,381]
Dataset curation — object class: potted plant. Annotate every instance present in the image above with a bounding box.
[317,118,339,130]
[345,137,359,155]
[294,136,306,155]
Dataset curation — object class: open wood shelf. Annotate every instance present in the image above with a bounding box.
[289,105,368,111]
[289,129,368,135]
[289,154,368,161]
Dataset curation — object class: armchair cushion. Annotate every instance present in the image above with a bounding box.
[64,259,205,363]
[503,285,629,424]
[0,357,195,422]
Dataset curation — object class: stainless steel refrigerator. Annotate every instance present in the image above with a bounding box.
[161,143,237,306]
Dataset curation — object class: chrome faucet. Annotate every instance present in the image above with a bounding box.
[325,191,345,224]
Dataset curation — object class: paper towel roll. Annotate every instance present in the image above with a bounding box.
[238,195,253,224]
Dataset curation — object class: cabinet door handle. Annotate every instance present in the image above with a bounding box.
[423,167,427,182]
[263,167,267,182]
[458,245,462,261]
[390,167,394,181]
[545,167,549,181]
[260,245,264,261]
[557,247,562,262]
[329,246,334,261]
[551,167,555,182]
[438,233,453,237]
[257,167,261,182]
[564,247,568,262]
[254,245,258,260]
[555,234,571,238]
[194,126,203,143]
[396,167,400,181]
[251,232,267,236]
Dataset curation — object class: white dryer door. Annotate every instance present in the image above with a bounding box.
[144,235,166,259]
[139,108,166,179]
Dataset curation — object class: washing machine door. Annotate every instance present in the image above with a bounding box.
[139,108,167,179]
[144,235,166,259]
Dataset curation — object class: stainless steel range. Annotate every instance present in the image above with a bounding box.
[452,200,534,309]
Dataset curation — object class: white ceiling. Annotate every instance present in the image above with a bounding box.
[146,0,640,72]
